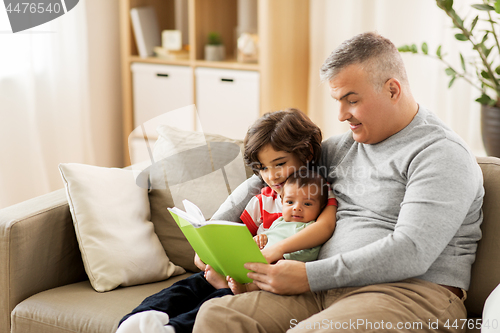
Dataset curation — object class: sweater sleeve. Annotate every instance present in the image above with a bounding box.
[210,174,264,222]
[326,184,337,207]
[306,140,483,291]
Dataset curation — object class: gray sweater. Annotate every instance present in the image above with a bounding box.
[212,105,484,292]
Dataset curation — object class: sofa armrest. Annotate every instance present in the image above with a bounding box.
[0,189,86,333]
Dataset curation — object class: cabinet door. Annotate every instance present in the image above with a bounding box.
[195,67,260,140]
[131,63,194,132]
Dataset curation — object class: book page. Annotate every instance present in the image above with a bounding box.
[182,199,206,222]
[168,207,203,228]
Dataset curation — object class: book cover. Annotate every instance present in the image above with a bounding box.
[168,200,267,283]
[130,6,161,58]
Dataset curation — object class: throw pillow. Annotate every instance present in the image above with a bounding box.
[59,163,185,292]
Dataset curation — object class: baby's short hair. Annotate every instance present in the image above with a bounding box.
[283,170,329,209]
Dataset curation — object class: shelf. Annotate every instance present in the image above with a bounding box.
[193,59,259,71]
[128,56,260,71]
[121,0,310,166]
[129,55,192,67]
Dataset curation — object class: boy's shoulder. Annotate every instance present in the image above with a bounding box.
[260,186,279,199]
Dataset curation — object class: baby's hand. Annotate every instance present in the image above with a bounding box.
[261,243,285,264]
[253,234,268,250]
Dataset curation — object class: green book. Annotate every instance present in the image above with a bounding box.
[168,199,267,284]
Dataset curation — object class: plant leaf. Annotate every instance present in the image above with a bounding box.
[471,4,495,11]
[476,93,496,105]
[437,0,454,11]
[455,33,468,41]
[436,45,442,58]
[482,32,489,44]
[495,65,500,75]
[481,70,490,79]
[445,67,456,76]
[448,76,456,88]
[397,45,411,52]
[410,44,418,53]
[470,15,479,32]
[496,0,500,13]
[421,42,428,55]
[460,53,466,71]
[485,45,494,58]
[450,10,464,26]
[442,0,454,11]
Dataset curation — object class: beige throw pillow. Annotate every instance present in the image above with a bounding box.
[59,163,185,292]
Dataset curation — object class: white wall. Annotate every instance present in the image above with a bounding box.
[308,0,485,156]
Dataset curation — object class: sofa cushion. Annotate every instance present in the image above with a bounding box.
[59,163,185,292]
[147,125,252,272]
[11,273,192,333]
[465,157,500,316]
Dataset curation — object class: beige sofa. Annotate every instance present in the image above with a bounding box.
[1,156,500,333]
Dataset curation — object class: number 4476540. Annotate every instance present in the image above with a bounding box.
[444,319,498,330]
[6,2,62,14]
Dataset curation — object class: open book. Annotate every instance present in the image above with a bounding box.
[168,200,267,284]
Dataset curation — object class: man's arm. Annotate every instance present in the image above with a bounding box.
[306,142,483,291]
[245,142,483,294]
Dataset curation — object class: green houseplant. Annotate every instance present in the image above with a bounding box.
[205,32,225,61]
[399,0,500,157]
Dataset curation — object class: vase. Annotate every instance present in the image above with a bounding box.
[481,104,500,158]
[205,45,225,61]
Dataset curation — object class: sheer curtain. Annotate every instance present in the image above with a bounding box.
[0,0,122,209]
[308,0,486,156]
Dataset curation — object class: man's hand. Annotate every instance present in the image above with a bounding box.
[244,260,310,295]
[253,234,268,249]
[194,252,206,271]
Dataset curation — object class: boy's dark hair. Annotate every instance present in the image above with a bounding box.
[283,170,329,209]
[243,108,322,175]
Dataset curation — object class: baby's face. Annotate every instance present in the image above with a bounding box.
[281,183,323,223]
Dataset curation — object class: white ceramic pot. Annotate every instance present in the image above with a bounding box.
[205,45,225,61]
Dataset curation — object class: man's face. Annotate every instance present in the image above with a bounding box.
[328,64,396,144]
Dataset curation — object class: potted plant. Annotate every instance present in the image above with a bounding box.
[205,32,225,62]
[399,0,500,157]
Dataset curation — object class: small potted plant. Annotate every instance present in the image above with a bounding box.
[205,32,225,62]
[399,0,500,157]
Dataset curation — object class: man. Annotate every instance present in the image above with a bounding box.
[193,32,484,333]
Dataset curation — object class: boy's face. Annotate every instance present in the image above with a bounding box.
[282,182,323,223]
[257,144,304,196]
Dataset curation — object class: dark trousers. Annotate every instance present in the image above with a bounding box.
[119,272,233,333]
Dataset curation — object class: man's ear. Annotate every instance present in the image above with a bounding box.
[385,78,402,102]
